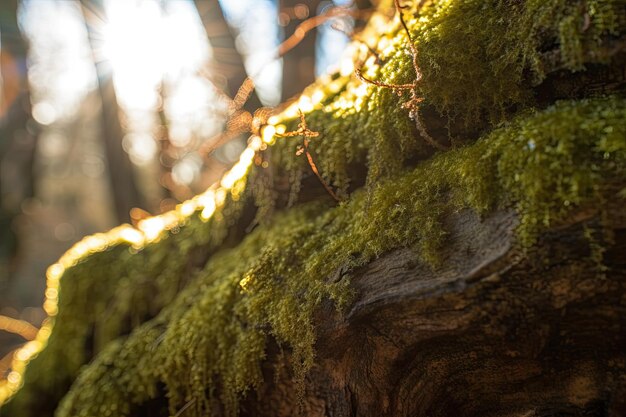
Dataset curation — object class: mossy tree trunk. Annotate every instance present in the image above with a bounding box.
[236,207,626,417]
[2,1,625,416]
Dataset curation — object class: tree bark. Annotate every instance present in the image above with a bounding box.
[80,0,145,224]
[233,204,626,417]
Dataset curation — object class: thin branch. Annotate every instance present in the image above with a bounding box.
[302,137,342,203]
[0,315,38,341]
[278,7,372,58]
[414,111,448,151]
[355,69,414,90]
[173,398,196,417]
[353,0,449,151]
[394,0,419,72]
[279,111,341,203]
[198,5,372,159]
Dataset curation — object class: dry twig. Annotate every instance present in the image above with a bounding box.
[199,5,372,158]
[278,7,372,58]
[198,78,275,157]
[279,111,342,203]
[0,315,38,341]
[355,0,448,151]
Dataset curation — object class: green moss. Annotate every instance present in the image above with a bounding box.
[402,0,622,121]
[5,191,248,414]
[453,96,626,245]
[53,96,626,417]
[413,0,622,123]
[268,0,623,196]
[56,203,345,417]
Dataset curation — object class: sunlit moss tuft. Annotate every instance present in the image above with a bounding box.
[412,0,622,124]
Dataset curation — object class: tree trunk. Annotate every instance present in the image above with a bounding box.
[193,0,263,112]
[280,0,321,101]
[240,207,626,417]
[155,80,176,207]
[80,0,145,224]
[0,0,28,117]
[0,0,37,301]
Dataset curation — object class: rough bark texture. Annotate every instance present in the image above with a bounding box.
[239,207,626,417]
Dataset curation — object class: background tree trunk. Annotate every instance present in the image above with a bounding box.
[0,0,36,307]
[280,0,321,101]
[0,0,39,377]
[155,80,176,208]
[193,0,263,112]
[80,0,145,224]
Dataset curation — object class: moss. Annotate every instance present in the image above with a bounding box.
[53,96,626,417]
[55,203,346,417]
[412,0,622,123]
[3,189,249,413]
[453,96,626,245]
[268,0,624,195]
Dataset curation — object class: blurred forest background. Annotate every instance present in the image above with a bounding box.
[0,0,373,375]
